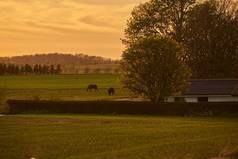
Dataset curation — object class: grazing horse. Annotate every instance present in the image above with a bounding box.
[87,84,98,91]
[108,87,115,96]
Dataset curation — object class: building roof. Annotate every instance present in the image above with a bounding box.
[184,79,238,96]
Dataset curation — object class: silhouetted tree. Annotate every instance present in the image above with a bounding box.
[121,36,190,102]
[2,64,7,75]
[56,64,62,74]
[50,65,55,74]
[124,0,196,46]
[0,63,4,75]
[20,65,25,74]
[38,65,43,74]
[42,65,49,74]
[184,0,238,78]
[24,64,33,74]
[14,65,20,75]
[33,64,39,74]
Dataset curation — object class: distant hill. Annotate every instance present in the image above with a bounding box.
[0,53,120,74]
[0,53,119,65]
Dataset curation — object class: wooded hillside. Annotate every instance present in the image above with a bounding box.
[0,53,120,74]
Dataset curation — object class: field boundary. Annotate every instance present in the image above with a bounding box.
[6,100,238,116]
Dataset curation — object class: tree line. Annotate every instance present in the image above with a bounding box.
[0,63,62,75]
[124,0,238,79]
[122,0,238,102]
[0,53,119,66]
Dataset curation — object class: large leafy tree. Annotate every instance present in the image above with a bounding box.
[121,37,190,103]
[124,0,196,45]
[184,0,238,78]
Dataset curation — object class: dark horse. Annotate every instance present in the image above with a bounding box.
[108,87,115,96]
[87,84,98,91]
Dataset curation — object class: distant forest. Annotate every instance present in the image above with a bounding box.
[0,53,120,74]
[0,63,61,75]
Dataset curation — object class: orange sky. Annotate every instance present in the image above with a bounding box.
[0,0,145,59]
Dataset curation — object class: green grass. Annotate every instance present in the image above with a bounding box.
[0,74,120,89]
[0,115,238,159]
[0,74,130,112]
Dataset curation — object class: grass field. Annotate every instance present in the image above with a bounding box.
[1,75,238,159]
[0,115,238,159]
[0,74,120,89]
[0,74,130,113]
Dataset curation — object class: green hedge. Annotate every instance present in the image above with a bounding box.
[6,100,238,116]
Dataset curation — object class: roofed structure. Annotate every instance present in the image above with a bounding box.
[184,79,238,96]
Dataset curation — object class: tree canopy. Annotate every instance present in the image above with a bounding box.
[124,0,195,45]
[184,0,238,78]
[124,0,238,79]
[121,37,190,102]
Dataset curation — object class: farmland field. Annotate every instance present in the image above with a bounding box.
[0,74,130,112]
[0,74,120,89]
[0,115,238,159]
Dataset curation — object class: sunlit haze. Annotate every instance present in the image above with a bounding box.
[0,0,145,59]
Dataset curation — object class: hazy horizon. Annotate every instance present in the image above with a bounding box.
[0,0,146,59]
[0,52,121,60]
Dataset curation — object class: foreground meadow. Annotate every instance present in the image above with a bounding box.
[0,115,238,159]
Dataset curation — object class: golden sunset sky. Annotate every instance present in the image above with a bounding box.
[0,0,145,59]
